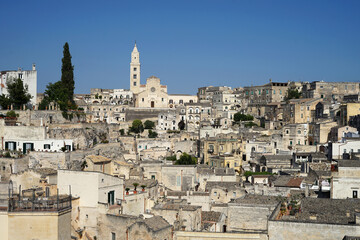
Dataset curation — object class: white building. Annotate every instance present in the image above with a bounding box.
[0,118,73,153]
[0,64,37,106]
[331,160,360,199]
[329,139,360,160]
[157,110,179,131]
[57,170,124,236]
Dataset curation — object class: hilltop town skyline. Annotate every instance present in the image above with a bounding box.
[1,0,360,94]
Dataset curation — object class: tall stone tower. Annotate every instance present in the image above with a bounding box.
[130,42,140,94]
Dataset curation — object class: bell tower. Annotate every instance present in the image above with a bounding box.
[130,42,140,94]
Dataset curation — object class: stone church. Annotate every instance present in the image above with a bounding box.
[130,43,169,108]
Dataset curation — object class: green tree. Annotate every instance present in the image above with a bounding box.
[285,89,301,100]
[175,153,197,165]
[0,95,11,110]
[6,110,18,118]
[234,112,253,122]
[39,43,77,112]
[148,130,158,138]
[39,81,68,110]
[0,78,32,109]
[130,119,144,133]
[144,120,155,129]
[178,120,185,130]
[61,42,75,104]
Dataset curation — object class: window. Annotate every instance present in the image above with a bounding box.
[321,94,324,98]
[151,175,155,180]
[353,190,358,199]
[133,82,137,86]
[273,90,276,94]
[162,98,164,102]
[112,232,116,240]
[290,141,293,146]
[142,98,144,102]
[108,191,115,205]
[133,74,137,79]
[179,100,183,104]
[44,144,51,149]
[133,67,137,71]
[214,191,217,196]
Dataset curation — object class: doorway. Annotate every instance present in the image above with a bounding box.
[151,101,155,108]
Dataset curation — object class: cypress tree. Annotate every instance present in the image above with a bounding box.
[61,42,75,104]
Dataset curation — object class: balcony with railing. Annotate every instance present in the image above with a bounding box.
[7,194,72,212]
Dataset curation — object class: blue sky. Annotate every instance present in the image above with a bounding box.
[1,0,359,94]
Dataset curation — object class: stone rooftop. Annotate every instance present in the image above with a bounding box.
[154,203,201,211]
[86,155,111,163]
[273,176,303,188]
[281,198,360,225]
[205,181,242,191]
[142,216,171,232]
[338,160,360,168]
[231,194,280,206]
[202,211,222,223]
[167,191,186,197]
[125,179,157,189]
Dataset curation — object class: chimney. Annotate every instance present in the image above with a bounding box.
[355,210,360,225]
[32,63,36,71]
[305,185,309,197]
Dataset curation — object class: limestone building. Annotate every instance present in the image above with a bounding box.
[0,64,37,106]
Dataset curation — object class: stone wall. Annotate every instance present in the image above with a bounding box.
[28,152,70,169]
[97,214,138,240]
[268,220,360,240]
[228,203,277,232]
[125,108,169,121]
[0,157,29,181]
[174,231,268,240]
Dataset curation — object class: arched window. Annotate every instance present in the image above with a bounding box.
[169,99,173,104]
[189,108,193,114]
